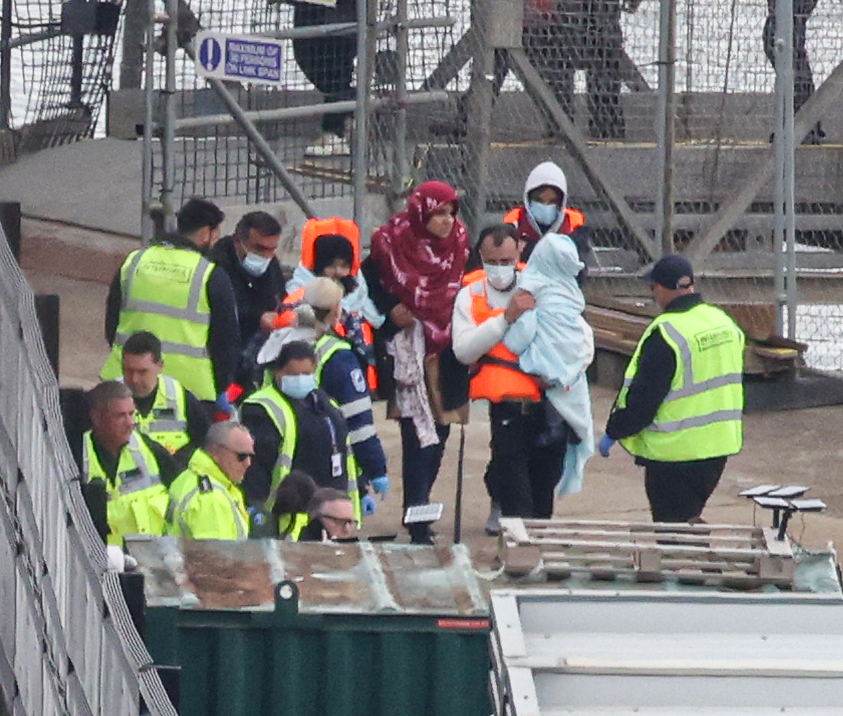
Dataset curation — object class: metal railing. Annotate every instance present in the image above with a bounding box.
[0,225,176,716]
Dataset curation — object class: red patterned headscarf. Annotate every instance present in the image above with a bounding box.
[370,181,470,355]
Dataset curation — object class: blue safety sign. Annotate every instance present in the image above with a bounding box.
[194,32,285,86]
[198,37,222,72]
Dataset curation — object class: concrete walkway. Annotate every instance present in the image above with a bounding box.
[19,216,843,560]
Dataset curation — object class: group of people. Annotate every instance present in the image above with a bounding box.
[80,157,746,551]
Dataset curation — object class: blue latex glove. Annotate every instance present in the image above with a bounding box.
[215,391,234,417]
[361,494,377,516]
[247,506,266,527]
[598,433,616,458]
[371,476,390,501]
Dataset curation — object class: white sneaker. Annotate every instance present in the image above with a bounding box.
[485,502,502,536]
[304,132,351,157]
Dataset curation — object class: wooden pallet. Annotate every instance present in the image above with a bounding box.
[499,518,795,588]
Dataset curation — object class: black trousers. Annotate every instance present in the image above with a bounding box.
[399,419,450,539]
[762,4,816,115]
[292,1,357,136]
[643,456,727,523]
[485,401,567,519]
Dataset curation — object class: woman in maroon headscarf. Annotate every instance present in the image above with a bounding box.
[361,180,470,543]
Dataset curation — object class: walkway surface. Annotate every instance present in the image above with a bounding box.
[17,216,843,564]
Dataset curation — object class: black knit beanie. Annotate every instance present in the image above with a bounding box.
[313,234,355,276]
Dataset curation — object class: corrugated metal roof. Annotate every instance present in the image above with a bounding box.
[125,536,488,615]
[491,589,843,716]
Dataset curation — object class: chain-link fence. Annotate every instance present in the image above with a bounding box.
[0,225,176,716]
[406,0,843,370]
[139,0,456,209]
[1,0,122,161]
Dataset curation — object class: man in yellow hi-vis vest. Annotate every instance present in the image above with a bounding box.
[600,255,745,523]
[80,381,177,546]
[102,198,241,411]
[167,421,252,540]
[121,330,210,466]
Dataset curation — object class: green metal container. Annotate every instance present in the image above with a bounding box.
[127,538,492,716]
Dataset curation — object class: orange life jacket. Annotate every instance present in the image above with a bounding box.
[275,286,378,392]
[465,273,541,403]
[503,206,585,239]
[300,217,361,276]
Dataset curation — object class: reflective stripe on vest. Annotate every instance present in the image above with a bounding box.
[278,512,310,541]
[314,334,352,385]
[172,478,248,540]
[617,303,745,462]
[134,375,190,453]
[83,431,169,544]
[245,386,362,522]
[466,278,542,403]
[101,245,216,400]
[244,388,297,512]
[315,334,377,448]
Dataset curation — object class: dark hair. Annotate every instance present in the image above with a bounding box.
[176,198,225,235]
[476,223,518,253]
[313,234,354,276]
[87,380,132,412]
[306,487,351,516]
[272,469,317,518]
[122,331,162,362]
[270,340,317,370]
[235,211,282,240]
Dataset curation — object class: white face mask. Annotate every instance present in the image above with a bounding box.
[484,263,517,291]
[241,252,271,277]
[278,373,316,400]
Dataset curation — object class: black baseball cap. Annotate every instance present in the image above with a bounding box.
[643,254,694,289]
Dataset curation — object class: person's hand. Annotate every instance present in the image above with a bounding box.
[361,494,377,516]
[598,433,616,457]
[390,303,416,329]
[504,290,536,324]
[260,311,279,332]
[214,391,234,421]
[371,476,390,501]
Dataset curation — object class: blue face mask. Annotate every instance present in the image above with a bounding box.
[241,252,271,277]
[278,373,316,400]
[529,201,560,228]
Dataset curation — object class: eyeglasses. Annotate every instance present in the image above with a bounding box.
[222,445,255,462]
[320,514,355,529]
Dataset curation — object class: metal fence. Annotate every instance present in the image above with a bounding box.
[428,0,843,370]
[0,0,122,161]
[0,226,175,716]
[139,0,456,212]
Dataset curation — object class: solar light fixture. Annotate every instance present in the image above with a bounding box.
[741,484,826,540]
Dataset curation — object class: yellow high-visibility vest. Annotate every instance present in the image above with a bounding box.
[134,374,191,454]
[167,448,249,540]
[314,334,351,384]
[244,385,362,523]
[101,244,216,400]
[278,512,310,541]
[617,302,745,462]
[83,430,170,545]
